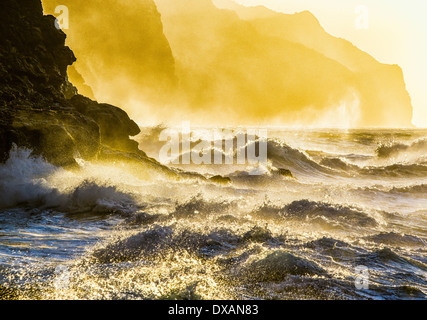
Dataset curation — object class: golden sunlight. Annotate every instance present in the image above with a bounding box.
[42,0,419,128]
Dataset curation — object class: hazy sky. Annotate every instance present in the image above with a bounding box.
[234,0,427,127]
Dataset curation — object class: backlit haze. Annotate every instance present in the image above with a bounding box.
[229,0,427,127]
[42,0,425,128]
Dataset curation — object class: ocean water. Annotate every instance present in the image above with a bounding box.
[0,128,427,300]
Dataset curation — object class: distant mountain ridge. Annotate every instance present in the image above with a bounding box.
[214,0,413,127]
[155,0,413,127]
[0,0,173,173]
[41,0,413,127]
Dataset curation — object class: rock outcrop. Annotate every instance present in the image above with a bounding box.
[0,0,152,168]
[41,0,177,121]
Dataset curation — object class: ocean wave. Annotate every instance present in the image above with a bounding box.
[90,224,278,264]
[3,129,427,300]
[369,285,427,300]
[389,184,427,194]
[91,225,175,263]
[0,147,141,215]
[266,139,333,178]
[376,138,427,161]
[305,237,351,250]
[240,250,327,283]
[137,124,170,158]
[247,199,381,233]
[358,247,427,271]
[319,156,427,177]
[141,130,334,179]
[238,138,427,179]
[138,128,427,180]
[362,163,427,177]
[319,157,357,171]
[364,232,427,247]
[284,200,379,227]
[250,202,284,220]
[0,146,66,208]
[377,138,427,157]
[270,136,427,178]
[171,195,237,219]
[303,237,370,263]
[65,181,138,215]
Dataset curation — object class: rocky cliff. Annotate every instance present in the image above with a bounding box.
[41,0,177,122]
[0,0,160,169]
[0,0,415,171]
[219,1,413,127]
[39,0,413,127]
[155,0,413,127]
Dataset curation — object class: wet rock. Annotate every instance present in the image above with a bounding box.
[243,250,327,282]
[275,168,294,178]
[209,175,232,184]
[92,225,174,263]
[0,0,150,168]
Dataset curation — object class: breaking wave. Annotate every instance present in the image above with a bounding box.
[0,146,141,215]
[250,199,379,229]
[2,129,427,300]
[377,138,427,158]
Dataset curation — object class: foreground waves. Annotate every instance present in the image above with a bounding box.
[1,129,427,300]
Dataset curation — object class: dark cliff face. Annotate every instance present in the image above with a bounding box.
[42,0,177,120]
[0,0,76,102]
[0,0,143,167]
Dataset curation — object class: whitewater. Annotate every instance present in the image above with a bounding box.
[0,128,426,300]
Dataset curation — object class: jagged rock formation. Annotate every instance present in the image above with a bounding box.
[40,0,413,127]
[41,0,177,118]
[0,0,159,169]
[215,0,413,127]
[0,0,414,171]
[155,0,413,127]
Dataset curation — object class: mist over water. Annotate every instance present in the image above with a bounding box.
[1,0,424,302]
[1,128,426,300]
[41,0,414,128]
